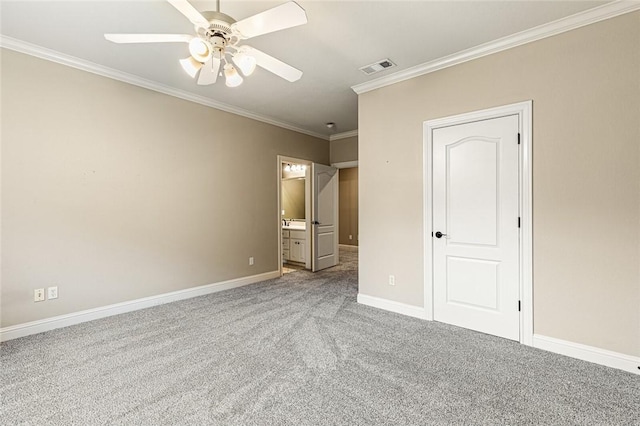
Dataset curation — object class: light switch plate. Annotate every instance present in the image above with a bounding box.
[47,286,58,300]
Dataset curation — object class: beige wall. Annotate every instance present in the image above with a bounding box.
[1,49,329,327]
[282,179,305,220]
[330,136,358,164]
[338,167,358,246]
[359,12,640,357]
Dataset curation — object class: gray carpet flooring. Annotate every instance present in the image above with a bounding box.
[1,250,639,425]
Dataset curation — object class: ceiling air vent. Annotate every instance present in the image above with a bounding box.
[359,59,396,76]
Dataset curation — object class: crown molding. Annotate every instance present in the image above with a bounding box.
[329,130,358,141]
[352,1,640,95]
[0,35,329,141]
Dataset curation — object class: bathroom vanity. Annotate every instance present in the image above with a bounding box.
[282,222,307,264]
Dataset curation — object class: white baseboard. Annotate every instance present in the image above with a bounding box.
[533,334,639,375]
[356,295,638,375]
[339,244,359,252]
[0,270,280,342]
[357,293,427,320]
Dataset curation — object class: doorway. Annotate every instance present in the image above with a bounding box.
[338,167,358,248]
[277,156,339,276]
[423,101,533,345]
[278,156,312,273]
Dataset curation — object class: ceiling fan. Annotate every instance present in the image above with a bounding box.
[105,0,307,87]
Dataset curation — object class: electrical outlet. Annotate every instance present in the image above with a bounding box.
[249,257,254,266]
[349,235,353,240]
[389,275,395,286]
[34,288,45,302]
[47,286,58,300]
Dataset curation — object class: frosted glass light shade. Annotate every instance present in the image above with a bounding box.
[180,57,203,78]
[224,64,243,87]
[188,38,211,63]
[233,51,257,76]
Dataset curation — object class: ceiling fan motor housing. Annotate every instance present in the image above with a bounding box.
[199,11,236,38]
[209,35,227,49]
[196,11,237,59]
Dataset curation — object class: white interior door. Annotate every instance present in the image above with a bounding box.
[312,163,338,271]
[432,115,520,341]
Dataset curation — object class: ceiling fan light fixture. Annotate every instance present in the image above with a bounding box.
[188,38,211,62]
[105,0,308,88]
[233,49,257,76]
[224,63,243,87]
[180,56,203,78]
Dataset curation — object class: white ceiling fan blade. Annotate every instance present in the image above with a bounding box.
[245,46,302,82]
[232,2,307,39]
[166,0,209,27]
[105,34,192,44]
[197,57,221,85]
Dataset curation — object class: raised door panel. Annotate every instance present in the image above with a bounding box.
[448,139,498,247]
[446,257,499,311]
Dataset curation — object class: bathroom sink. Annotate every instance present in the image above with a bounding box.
[283,224,306,230]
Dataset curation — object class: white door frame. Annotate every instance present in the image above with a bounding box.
[277,155,312,276]
[423,101,533,346]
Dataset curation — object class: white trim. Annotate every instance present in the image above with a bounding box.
[0,35,328,141]
[339,244,359,252]
[329,130,358,141]
[423,123,434,321]
[423,101,533,345]
[533,334,640,375]
[352,1,640,94]
[357,294,427,320]
[331,160,358,169]
[0,270,280,342]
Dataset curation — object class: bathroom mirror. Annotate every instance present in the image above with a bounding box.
[281,178,305,219]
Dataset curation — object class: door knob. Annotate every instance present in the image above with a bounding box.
[435,231,447,238]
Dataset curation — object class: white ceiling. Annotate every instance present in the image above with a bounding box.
[0,0,610,138]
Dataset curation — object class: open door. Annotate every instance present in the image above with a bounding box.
[312,163,339,271]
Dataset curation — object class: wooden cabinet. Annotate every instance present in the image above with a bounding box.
[290,238,306,263]
[283,229,305,263]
